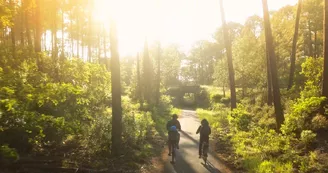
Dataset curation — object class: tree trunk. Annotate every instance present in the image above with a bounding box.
[70,15,73,57]
[219,0,237,110]
[322,0,328,113]
[262,0,285,130]
[288,0,302,90]
[25,8,32,48]
[309,22,313,57]
[43,32,47,51]
[35,0,41,53]
[223,85,226,97]
[103,25,107,58]
[10,27,16,58]
[97,29,101,62]
[76,16,79,58]
[142,38,153,103]
[61,9,65,59]
[20,9,25,46]
[82,35,84,58]
[52,25,58,59]
[9,0,16,59]
[314,31,318,58]
[266,50,273,105]
[88,2,93,62]
[109,20,122,156]
[136,53,142,106]
[156,42,161,105]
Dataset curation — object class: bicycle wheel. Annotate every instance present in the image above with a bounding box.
[171,143,175,163]
[202,143,208,164]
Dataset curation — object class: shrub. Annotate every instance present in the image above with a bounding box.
[210,93,223,104]
[300,130,316,147]
[281,97,325,135]
[0,145,19,165]
[258,160,293,173]
[311,114,328,130]
[229,106,252,132]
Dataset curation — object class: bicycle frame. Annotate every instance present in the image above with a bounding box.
[169,140,177,163]
[202,142,209,164]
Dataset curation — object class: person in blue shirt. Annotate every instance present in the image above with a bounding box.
[166,114,181,155]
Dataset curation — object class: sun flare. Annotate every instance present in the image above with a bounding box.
[93,0,164,55]
[92,0,298,56]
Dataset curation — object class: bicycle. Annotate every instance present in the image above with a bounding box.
[169,140,177,164]
[202,141,209,164]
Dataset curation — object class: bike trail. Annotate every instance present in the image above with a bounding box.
[156,109,234,173]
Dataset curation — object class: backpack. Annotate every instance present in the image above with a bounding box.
[167,119,180,131]
[201,125,211,136]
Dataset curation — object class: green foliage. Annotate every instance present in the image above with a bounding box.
[311,114,328,130]
[300,130,316,147]
[0,145,19,165]
[300,57,324,98]
[229,106,252,131]
[258,160,293,173]
[0,52,100,158]
[0,1,12,28]
[198,85,230,108]
[281,97,325,135]
[0,47,182,171]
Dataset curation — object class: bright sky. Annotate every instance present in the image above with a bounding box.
[94,0,298,55]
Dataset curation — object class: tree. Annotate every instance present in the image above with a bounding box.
[233,16,266,97]
[87,0,93,62]
[136,53,143,107]
[109,20,122,156]
[301,0,323,58]
[213,58,229,97]
[262,0,285,130]
[266,51,273,105]
[60,1,66,59]
[219,0,237,110]
[160,44,183,86]
[24,0,32,48]
[156,42,161,105]
[322,0,328,111]
[9,0,16,58]
[35,0,42,53]
[142,38,153,103]
[288,0,302,90]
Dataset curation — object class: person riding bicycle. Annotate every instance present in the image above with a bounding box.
[196,119,211,158]
[166,114,181,155]
[168,125,179,162]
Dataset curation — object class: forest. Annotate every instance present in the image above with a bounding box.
[1,0,328,172]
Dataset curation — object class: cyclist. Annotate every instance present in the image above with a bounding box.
[196,119,211,158]
[166,114,181,155]
[168,125,179,163]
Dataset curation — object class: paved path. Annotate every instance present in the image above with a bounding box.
[160,110,233,173]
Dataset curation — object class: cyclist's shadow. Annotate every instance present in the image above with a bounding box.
[201,161,221,173]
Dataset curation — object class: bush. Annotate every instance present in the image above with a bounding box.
[281,97,325,135]
[258,160,293,173]
[0,145,19,165]
[210,93,223,104]
[221,97,231,106]
[311,114,328,130]
[300,130,316,147]
[229,106,252,131]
